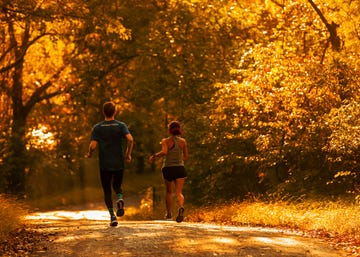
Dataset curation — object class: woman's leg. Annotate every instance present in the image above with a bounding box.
[175,178,185,222]
[164,179,173,215]
[174,178,185,208]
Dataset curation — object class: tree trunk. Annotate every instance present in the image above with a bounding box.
[4,50,28,194]
[5,117,27,194]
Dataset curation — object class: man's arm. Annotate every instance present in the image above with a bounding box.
[125,133,134,163]
[87,140,97,158]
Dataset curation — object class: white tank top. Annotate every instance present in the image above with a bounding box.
[163,136,184,167]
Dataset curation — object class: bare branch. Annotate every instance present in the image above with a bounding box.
[0,5,57,74]
[269,0,285,9]
[0,43,16,63]
[320,39,330,64]
[36,90,63,102]
[23,67,65,116]
[0,58,23,74]
[0,31,55,74]
[307,0,341,51]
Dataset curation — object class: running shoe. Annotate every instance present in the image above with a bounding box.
[165,213,172,221]
[110,215,118,227]
[176,207,185,223]
[116,199,125,217]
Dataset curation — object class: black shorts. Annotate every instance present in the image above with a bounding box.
[162,166,187,182]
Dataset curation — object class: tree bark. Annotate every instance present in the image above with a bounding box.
[4,58,28,193]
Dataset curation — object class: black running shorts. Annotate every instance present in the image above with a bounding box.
[162,166,187,182]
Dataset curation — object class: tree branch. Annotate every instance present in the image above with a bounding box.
[320,39,330,64]
[269,0,285,9]
[0,43,16,63]
[0,6,54,74]
[307,0,341,51]
[23,67,65,116]
[0,31,54,74]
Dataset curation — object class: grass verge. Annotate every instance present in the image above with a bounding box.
[185,198,360,255]
[0,194,24,241]
[187,199,360,234]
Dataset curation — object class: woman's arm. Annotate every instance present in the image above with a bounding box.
[148,139,168,163]
[182,139,188,161]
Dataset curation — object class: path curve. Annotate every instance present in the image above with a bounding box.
[26,210,347,257]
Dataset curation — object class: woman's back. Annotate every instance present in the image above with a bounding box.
[163,136,184,167]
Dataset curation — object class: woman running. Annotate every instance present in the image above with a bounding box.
[148,121,188,222]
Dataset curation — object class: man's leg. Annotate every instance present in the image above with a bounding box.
[100,171,114,211]
[100,171,117,226]
[113,170,124,216]
[112,170,124,196]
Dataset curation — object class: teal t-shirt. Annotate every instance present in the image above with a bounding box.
[91,120,130,171]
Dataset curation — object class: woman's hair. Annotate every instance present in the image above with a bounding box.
[103,101,116,118]
[169,121,182,135]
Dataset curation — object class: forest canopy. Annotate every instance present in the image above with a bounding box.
[0,0,360,204]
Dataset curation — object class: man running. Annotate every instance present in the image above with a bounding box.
[87,101,134,226]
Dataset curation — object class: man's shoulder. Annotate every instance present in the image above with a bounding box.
[114,120,129,130]
[114,120,127,126]
[92,120,129,135]
[94,120,126,126]
[93,121,105,129]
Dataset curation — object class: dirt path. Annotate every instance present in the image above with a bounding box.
[26,209,347,257]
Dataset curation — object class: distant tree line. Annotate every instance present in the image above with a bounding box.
[0,0,359,204]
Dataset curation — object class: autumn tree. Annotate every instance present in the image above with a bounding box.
[0,0,68,193]
[1,0,360,203]
[195,0,360,201]
[0,0,131,194]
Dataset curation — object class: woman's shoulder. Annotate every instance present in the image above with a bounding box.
[176,137,187,146]
[161,137,172,143]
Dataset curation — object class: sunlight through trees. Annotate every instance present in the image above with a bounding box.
[0,0,360,204]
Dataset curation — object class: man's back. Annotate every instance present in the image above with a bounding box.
[91,120,130,171]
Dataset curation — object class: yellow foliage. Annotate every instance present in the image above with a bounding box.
[0,195,25,241]
[187,198,360,236]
